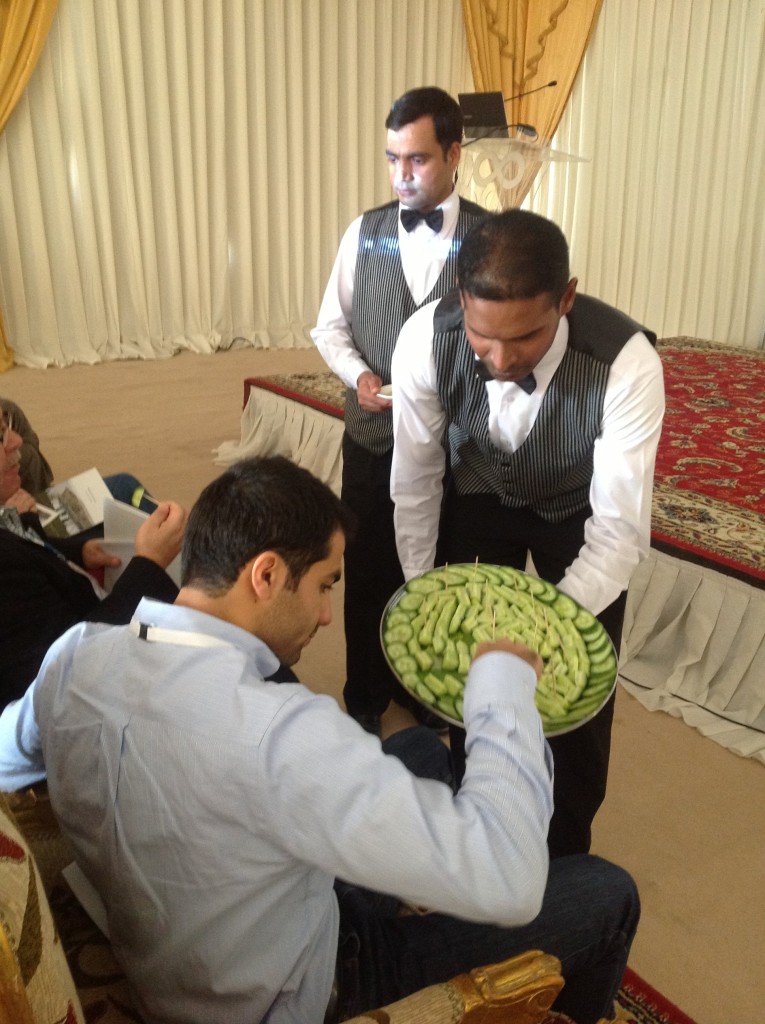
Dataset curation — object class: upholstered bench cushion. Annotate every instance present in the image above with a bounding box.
[0,796,85,1024]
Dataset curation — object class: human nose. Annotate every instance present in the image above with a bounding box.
[396,159,413,182]
[486,343,517,374]
[318,593,333,627]
[2,426,21,451]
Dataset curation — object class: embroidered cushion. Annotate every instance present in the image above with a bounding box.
[0,795,84,1024]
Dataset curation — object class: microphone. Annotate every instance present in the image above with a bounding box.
[504,80,557,103]
[508,123,538,138]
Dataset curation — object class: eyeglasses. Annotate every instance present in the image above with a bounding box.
[1,411,14,448]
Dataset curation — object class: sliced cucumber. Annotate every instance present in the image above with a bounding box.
[573,607,598,632]
[415,681,437,705]
[393,655,419,675]
[407,576,444,594]
[535,579,560,604]
[552,593,579,620]
[436,696,457,719]
[383,564,619,735]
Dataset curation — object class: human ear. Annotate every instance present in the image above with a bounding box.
[249,551,286,599]
[559,278,577,316]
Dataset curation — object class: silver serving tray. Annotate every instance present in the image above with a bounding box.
[380,564,617,738]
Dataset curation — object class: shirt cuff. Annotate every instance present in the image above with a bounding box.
[463,650,538,717]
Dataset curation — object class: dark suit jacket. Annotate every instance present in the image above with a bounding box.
[0,515,178,708]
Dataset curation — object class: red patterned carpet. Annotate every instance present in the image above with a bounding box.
[614,968,699,1024]
[244,335,765,584]
[652,338,764,583]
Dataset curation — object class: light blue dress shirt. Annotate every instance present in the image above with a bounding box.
[0,597,553,1024]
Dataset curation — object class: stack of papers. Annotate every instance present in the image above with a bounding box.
[103,497,182,590]
[34,468,112,538]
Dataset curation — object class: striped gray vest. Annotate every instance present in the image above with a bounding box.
[433,291,656,522]
[346,198,485,454]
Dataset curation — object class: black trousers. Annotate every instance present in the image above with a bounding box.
[340,435,407,718]
[437,488,627,859]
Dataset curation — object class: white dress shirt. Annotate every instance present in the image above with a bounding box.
[0,596,552,1024]
[391,300,665,616]
[311,190,462,388]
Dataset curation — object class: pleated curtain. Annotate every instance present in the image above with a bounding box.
[0,0,472,368]
[527,0,765,349]
[0,0,763,368]
[0,0,59,371]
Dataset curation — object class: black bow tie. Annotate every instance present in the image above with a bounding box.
[400,207,444,233]
[475,361,537,394]
[515,373,537,394]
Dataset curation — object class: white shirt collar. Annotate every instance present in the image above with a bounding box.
[532,313,569,391]
[474,311,570,395]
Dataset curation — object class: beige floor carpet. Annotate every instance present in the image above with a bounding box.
[3,345,764,1023]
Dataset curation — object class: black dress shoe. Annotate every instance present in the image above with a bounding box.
[353,713,382,738]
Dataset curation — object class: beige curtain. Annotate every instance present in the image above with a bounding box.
[460,0,602,206]
[528,0,765,349]
[0,0,58,371]
[0,0,473,368]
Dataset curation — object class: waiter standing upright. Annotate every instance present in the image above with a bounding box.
[312,86,486,737]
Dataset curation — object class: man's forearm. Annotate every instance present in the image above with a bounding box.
[268,654,552,926]
[390,302,448,578]
[557,336,664,615]
[311,328,370,390]
[393,490,442,580]
[555,519,644,615]
[0,686,45,790]
[311,217,366,388]
[390,437,445,578]
[88,557,178,626]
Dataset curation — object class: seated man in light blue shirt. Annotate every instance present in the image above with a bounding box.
[0,455,639,1024]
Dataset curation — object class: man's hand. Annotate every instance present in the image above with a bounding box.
[473,639,543,679]
[3,488,37,514]
[356,371,392,413]
[134,501,187,569]
[82,540,122,571]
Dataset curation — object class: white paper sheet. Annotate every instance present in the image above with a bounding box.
[102,497,182,591]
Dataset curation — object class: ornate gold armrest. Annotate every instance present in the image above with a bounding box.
[455,950,565,1024]
[345,949,565,1024]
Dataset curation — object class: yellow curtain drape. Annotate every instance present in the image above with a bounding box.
[460,0,603,206]
[0,0,59,371]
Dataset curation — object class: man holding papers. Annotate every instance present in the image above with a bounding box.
[0,401,185,710]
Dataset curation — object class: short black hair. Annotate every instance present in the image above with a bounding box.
[385,87,463,156]
[181,457,355,594]
[457,210,571,304]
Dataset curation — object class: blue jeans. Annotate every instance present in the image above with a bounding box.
[335,727,639,1024]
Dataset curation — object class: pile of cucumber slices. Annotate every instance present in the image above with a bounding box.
[381,563,618,736]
